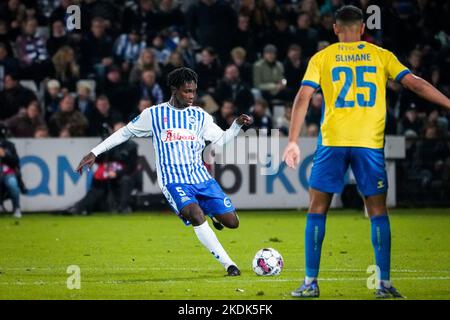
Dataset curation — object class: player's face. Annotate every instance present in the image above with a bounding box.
[175,81,197,107]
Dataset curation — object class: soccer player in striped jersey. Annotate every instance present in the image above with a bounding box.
[76,67,253,276]
[283,5,450,298]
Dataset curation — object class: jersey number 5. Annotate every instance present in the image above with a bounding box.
[332,66,377,108]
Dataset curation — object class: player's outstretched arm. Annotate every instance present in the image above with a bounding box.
[76,126,134,175]
[283,85,316,169]
[204,114,253,146]
[401,73,450,110]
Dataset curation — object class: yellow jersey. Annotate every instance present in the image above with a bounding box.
[301,41,410,148]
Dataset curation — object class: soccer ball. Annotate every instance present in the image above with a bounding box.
[252,248,284,276]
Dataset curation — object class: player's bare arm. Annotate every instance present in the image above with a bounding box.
[283,85,316,169]
[401,73,450,110]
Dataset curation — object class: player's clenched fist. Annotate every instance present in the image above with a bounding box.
[76,152,96,175]
[283,142,301,169]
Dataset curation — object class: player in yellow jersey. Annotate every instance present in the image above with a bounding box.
[283,5,450,298]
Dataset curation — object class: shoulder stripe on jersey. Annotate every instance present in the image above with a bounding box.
[395,69,411,82]
[301,80,320,89]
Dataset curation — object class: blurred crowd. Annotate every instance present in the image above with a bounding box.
[1,0,450,206]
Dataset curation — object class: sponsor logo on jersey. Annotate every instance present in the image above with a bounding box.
[223,197,232,208]
[161,129,197,143]
[188,116,196,125]
[181,196,191,203]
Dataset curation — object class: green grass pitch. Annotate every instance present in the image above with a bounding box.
[0,209,449,300]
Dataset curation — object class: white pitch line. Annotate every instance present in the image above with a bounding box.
[1,267,450,273]
[1,276,450,287]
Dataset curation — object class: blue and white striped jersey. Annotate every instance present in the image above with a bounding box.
[126,102,241,188]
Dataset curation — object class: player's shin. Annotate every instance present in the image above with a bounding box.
[305,213,327,284]
[193,221,236,269]
[370,215,391,288]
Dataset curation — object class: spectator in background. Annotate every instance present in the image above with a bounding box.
[80,17,114,78]
[0,0,26,41]
[0,42,19,76]
[283,44,306,99]
[263,13,293,61]
[253,44,287,105]
[43,79,62,123]
[129,48,161,84]
[316,12,335,44]
[214,64,254,114]
[2,100,45,137]
[0,72,37,120]
[34,125,49,138]
[151,34,171,65]
[97,65,130,119]
[250,98,272,131]
[177,36,196,69]
[130,69,164,108]
[0,123,26,218]
[48,94,88,137]
[398,107,424,135]
[157,0,185,31]
[187,0,237,63]
[113,27,146,75]
[75,82,95,119]
[51,45,80,91]
[305,92,323,127]
[213,99,236,131]
[68,121,139,214]
[293,11,319,58]
[121,0,159,37]
[230,47,253,87]
[162,51,184,97]
[195,47,221,96]
[129,97,152,122]
[275,102,292,136]
[0,20,14,57]
[88,95,122,137]
[46,19,69,57]
[15,17,51,82]
[415,123,450,191]
[233,13,258,63]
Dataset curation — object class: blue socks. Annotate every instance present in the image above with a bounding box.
[305,213,327,278]
[370,215,391,281]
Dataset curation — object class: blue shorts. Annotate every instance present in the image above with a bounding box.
[162,179,236,225]
[309,145,388,197]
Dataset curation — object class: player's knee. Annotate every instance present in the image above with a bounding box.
[308,204,329,214]
[366,206,388,217]
[182,205,206,226]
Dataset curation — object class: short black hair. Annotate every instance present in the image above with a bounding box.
[335,5,363,24]
[167,67,198,89]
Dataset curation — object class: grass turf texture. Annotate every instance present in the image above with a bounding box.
[0,209,449,300]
